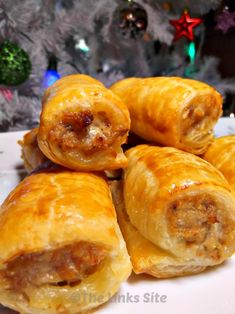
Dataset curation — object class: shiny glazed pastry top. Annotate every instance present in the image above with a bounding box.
[0,164,132,314]
[123,145,235,266]
[203,135,235,195]
[110,77,222,155]
[18,128,48,173]
[38,74,130,171]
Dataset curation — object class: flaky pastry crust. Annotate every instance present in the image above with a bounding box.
[203,135,235,195]
[114,145,235,278]
[18,128,48,173]
[110,77,222,155]
[0,164,131,313]
[38,74,130,171]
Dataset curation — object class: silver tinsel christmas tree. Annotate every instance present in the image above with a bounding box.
[0,0,234,131]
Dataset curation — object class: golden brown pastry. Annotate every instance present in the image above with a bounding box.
[110,77,222,155]
[116,145,235,278]
[111,181,205,278]
[0,163,132,313]
[18,128,48,173]
[38,74,130,171]
[203,135,235,195]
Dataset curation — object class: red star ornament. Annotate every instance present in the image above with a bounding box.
[170,10,202,41]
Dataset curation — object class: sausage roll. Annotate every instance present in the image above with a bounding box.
[18,128,48,173]
[111,181,206,278]
[38,74,130,171]
[0,163,132,314]
[118,145,235,278]
[110,77,222,155]
[203,135,235,195]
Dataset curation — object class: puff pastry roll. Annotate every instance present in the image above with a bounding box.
[38,74,130,171]
[110,77,222,155]
[18,128,48,173]
[120,145,235,277]
[111,181,206,278]
[203,135,235,195]
[0,164,132,314]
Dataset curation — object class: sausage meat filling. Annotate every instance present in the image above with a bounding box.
[167,194,229,261]
[2,242,107,290]
[49,110,116,153]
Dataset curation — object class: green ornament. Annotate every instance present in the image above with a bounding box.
[0,41,31,86]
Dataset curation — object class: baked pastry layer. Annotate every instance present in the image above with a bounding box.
[110,77,222,154]
[113,145,235,278]
[18,128,48,173]
[38,74,130,171]
[0,164,132,313]
[203,135,235,195]
[111,181,206,278]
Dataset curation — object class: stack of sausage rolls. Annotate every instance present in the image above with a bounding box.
[0,74,235,314]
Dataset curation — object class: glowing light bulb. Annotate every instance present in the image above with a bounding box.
[187,41,196,63]
[76,39,90,53]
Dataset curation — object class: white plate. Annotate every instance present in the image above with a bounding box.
[0,118,235,314]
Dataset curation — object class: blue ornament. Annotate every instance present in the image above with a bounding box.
[43,69,61,88]
[43,55,60,88]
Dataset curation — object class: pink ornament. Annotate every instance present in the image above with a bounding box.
[0,87,13,102]
[216,7,235,34]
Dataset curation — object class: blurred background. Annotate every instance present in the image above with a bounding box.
[0,0,234,132]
